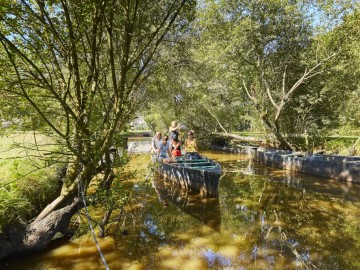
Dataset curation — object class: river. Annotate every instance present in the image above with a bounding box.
[2,141,360,269]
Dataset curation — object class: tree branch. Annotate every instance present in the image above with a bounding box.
[203,105,228,133]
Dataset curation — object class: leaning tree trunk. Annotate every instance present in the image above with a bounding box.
[273,130,294,151]
[0,197,80,260]
[262,115,294,151]
[0,158,110,260]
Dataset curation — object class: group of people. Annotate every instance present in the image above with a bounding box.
[151,121,200,161]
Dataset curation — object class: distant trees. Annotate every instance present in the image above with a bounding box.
[143,0,359,151]
[326,9,360,128]
[203,0,346,150]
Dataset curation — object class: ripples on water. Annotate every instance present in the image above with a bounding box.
[2,150,360,270]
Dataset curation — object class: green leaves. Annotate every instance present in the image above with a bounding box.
[142,0,360,151]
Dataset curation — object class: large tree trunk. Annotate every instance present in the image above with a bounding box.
[261,115,294,151]
[0,197,80,260]
[273,130,294,150]
[0,154,112,260]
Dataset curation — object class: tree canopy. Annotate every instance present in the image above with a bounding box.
[0,0,193,259]
[142,0,360,150]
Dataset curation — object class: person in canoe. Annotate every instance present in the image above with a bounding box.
[150,131,162,162]
[171,137,182,157]
[157,135,172,161]
[169,120,181,145]
[151,131,162,155]
[185,130,200,159]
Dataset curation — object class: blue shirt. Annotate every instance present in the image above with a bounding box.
[159,141,170,157]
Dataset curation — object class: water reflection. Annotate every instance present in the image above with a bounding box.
[220,166,360,269]
[2,151,360,269]
[151,176,221,232]
[202,249,231,268]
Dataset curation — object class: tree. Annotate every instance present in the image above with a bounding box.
[0,0,191,259]
[142,0,254,138]
[320,7,360,153]
[219,0,332,150]
[328,8,360,127]
[142,0,358,152]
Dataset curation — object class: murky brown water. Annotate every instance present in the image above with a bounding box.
[2,150,360,269]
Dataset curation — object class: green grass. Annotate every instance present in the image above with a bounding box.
[231,131,360,155]
[323,136,360,156]
[232,131,265,138]
[0,132,63,231]
[126,130,152,137]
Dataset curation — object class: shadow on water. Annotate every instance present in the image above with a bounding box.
[151,176,221,232]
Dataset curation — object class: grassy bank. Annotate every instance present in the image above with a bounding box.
[0,133,63,231]
[126,129,152,137]
[232,131,360,155]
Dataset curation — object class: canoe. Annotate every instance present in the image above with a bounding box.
[156,156,221,197]
[248,147,360,182]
